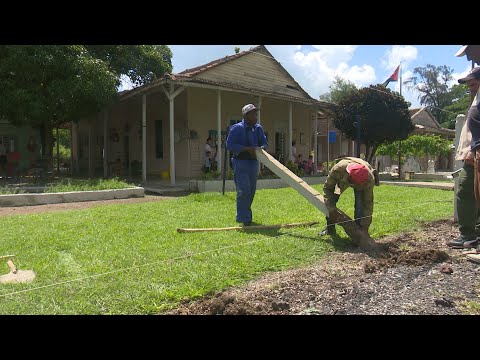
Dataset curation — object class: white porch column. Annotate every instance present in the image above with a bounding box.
[169,84,176,185]
[103,110,108,178]
[160,84,185,185]
[142,94,147,183]
[288,102,293,162]
[257,96,262,124]
[314,106,318,174]
[453,114,466,221]
[88,120,93,178]
[257,96,263,173]
[217,90,222,175]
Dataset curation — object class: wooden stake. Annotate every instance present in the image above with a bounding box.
[177,221,319,233]
[6,260,17,274]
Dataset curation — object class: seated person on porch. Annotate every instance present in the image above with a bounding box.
[211,149,218,172]
[304,155,314,175]
[295,154,305,170]
[203,151,212,173]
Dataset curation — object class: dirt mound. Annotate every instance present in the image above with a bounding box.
[169,219,480,315]
[365,249,450,273]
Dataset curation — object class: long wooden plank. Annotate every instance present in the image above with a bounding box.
[177,221,319,233]
[255,149,328,214]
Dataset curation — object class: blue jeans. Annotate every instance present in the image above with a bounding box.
[232,159,258,223]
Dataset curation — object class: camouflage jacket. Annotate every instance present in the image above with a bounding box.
[323,157,379,223]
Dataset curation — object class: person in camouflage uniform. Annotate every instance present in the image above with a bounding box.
[323,157,379,235]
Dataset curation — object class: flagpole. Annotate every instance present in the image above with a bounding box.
[399,62,402,96]
[398,62,402,179]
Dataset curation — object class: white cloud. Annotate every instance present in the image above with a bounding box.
[451,64,472,86]
[268,45,375,98]
[382,45,418,70]
[310,45,358,64]
[340,64,376,86]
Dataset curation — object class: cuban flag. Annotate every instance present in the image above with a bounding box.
[382,65,400,87]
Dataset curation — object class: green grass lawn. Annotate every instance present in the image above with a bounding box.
[0,185,453,314]
[45,178,136,193]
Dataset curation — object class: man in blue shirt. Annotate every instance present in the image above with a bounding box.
[226,104,268,226]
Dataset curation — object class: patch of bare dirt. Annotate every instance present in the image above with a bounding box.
[169,219,480,315]
[0,195,174,217]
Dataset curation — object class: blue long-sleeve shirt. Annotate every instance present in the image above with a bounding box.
[226,119,268,154]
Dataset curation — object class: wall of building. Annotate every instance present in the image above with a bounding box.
[186,87,315,178]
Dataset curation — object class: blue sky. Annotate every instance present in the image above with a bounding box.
[121,45,474,108]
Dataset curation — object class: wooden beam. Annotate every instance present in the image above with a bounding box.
[6,260,16,274]
[171,85,185,100]
[177,221,319,233]
[160,84,170,100]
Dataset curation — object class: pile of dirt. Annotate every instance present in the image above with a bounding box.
[169,219,480,315]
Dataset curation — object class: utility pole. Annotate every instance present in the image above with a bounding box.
[398,63,402,179]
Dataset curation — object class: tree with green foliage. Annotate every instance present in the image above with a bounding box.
[376,134,452,171]
[0,45,172,167]
[332,84,414,164]
[404,64,455,124]
[440,84,471,129]
[319,76,358,103]
[85,45,172,87]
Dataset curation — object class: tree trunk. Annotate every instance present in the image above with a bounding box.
[43,123,54,171]
[364,142,370,161]
[367,144,377,165]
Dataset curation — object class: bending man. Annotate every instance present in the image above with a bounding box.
[323,157,379,236]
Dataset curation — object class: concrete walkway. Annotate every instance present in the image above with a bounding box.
[381,181,454,191]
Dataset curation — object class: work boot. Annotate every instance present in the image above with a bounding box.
[326,216,336,236]
[447,235,478,249]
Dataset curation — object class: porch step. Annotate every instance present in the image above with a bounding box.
[143,187,191,196]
